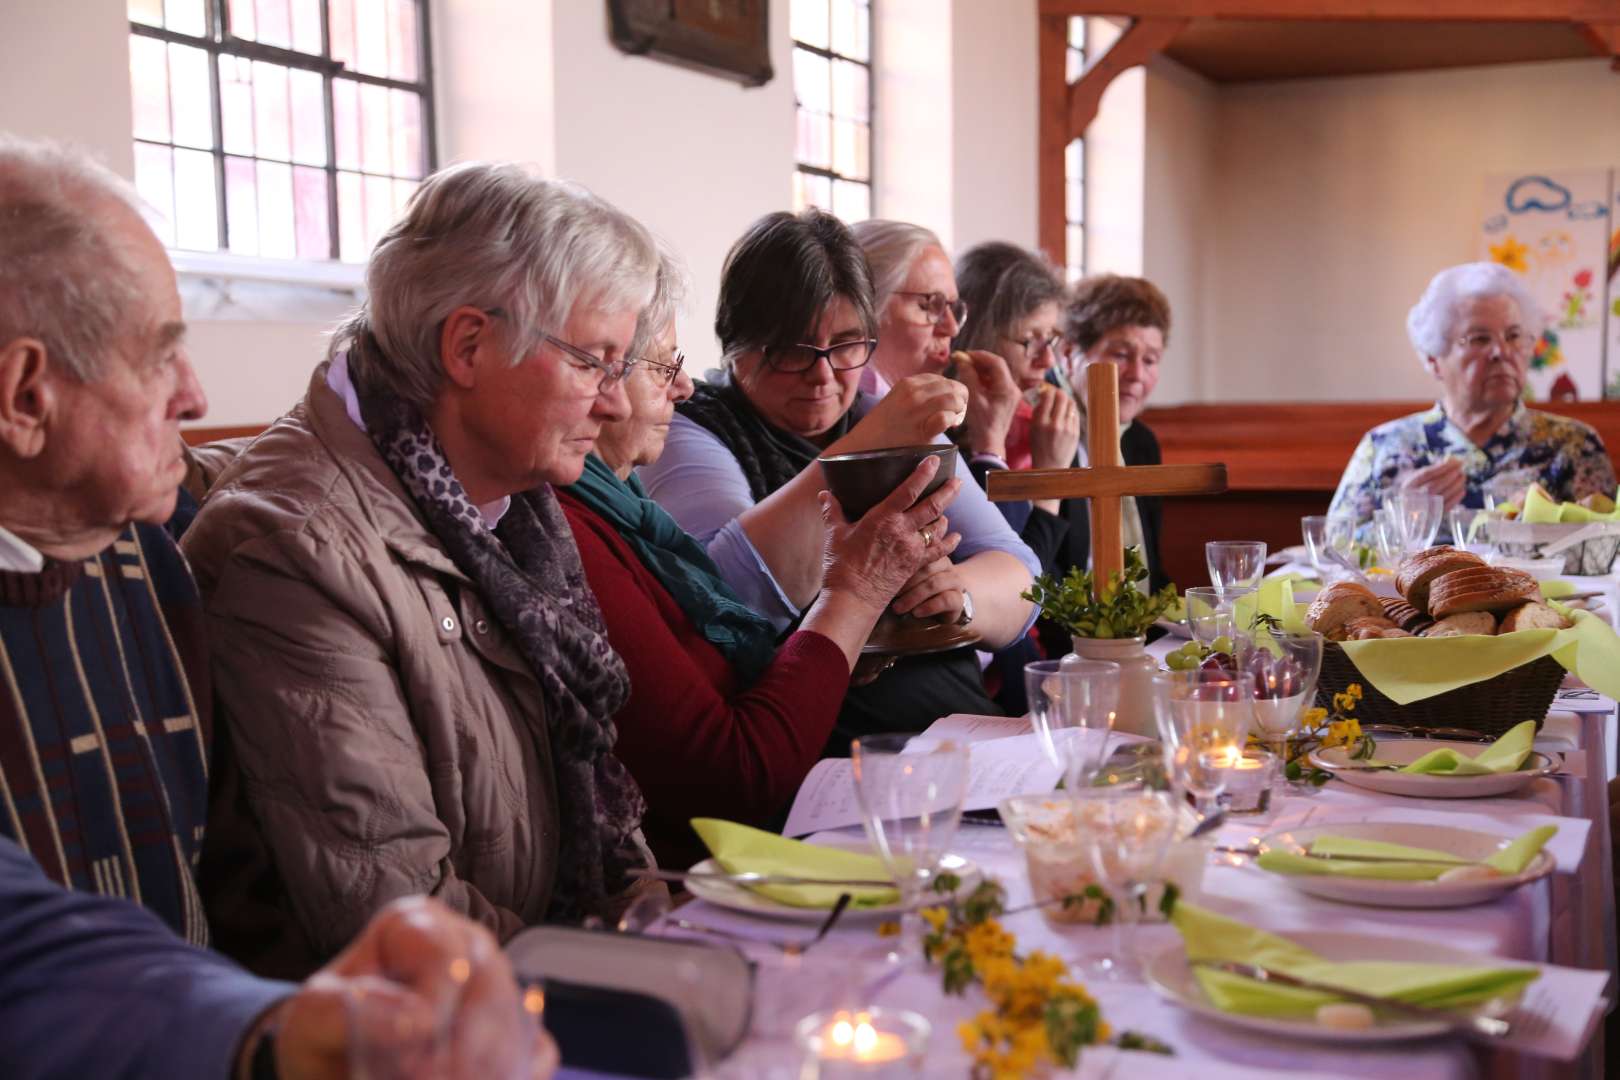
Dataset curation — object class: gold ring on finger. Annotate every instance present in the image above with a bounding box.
[920,526,934,546]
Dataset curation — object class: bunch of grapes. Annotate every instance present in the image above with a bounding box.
[1163,637,1238,672]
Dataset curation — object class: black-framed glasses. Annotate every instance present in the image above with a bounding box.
[894,290,968,329]
[1006,330,1061,361]
[640,348,687,388]
[481,308,638,389]
[764,338,878,374]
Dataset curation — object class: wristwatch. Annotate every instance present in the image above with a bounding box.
[955,589,975,627]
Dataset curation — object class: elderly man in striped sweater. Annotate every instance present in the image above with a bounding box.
[0,137,554,1079]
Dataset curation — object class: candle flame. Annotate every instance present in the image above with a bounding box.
[831,1018,855,1047]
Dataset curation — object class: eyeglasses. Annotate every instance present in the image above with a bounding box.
[480,309,638,389]
[640,347,687,388]
[1456,328,1533,357]
[1006,330,1061,361]
[894,291,968,329]
[764,338,878,374]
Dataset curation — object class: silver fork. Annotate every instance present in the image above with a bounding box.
[663,892,854,957]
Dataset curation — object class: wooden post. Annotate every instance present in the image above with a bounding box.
[1087,362,1125,596]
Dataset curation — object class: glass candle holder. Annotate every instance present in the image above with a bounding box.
[1215,747,1277,815]
[796,1008,930,1078]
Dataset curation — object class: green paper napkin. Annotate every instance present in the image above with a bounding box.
[1539,580,1577,600]
[1255,825,1556,880]
[689,818,899,909]
[1397,720,1536,775]
[1523,484,1620,524]
[1335,606,1620,704]
[1171,902,1540,1018]
[1246,577,1307,634]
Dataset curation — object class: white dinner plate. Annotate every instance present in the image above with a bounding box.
[1249,821,1555,909]
[1145,929,1528,1044]
[1154,617,1192,639]
[683,851,982,922]
[1309,739,1558,799]
[1266,545,1311,566]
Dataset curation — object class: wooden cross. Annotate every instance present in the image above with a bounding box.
[985,362,1227,598]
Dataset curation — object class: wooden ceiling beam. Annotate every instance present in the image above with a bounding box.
[1067,16,1190,141]
[1039,1,1620,20]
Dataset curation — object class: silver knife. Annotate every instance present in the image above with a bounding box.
[629,867,895,889]
[1192,960,1512,1038]
[1216,845,1467,866]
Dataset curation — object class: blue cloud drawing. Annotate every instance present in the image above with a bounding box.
[1569,201,1608,220]
[1483,213,1508,233]
[1505,176,1572,214]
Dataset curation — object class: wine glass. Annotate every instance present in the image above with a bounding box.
[1447,505,1489,553]
[1183,586,1256,651]
[1391,490,1443,553]
[1025,659,1120,790]
[1205,541,1267,591]
[1152,669,1253,819]
[1238,630,1324,795]
[850,734,969,963]
[1075,787,1179,982]
[1371,506,1405,567]
[1301,515,1330,574]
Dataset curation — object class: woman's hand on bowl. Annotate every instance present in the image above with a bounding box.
[955,350,1020,458]
[889,555,967,623]
[837,374,967,453]
[817,456,961,611]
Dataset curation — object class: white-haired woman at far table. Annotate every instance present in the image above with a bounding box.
[1328,261,1614,528]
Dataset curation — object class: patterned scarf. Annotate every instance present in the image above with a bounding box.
[349,343,646,923]
[675,372,858,502]
[566,454,779,685]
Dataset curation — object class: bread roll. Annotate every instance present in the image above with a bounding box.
[1420,611,1498,638]
[1395,546,1486,611]
[1378,596,1433,633]
[1427,567,1538,617]
[1306,582,1384,641]
[1498,601,1572,632]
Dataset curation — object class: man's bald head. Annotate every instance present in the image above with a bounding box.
[0,137,154,383]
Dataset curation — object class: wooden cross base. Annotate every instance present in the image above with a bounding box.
[985,362,1227,597]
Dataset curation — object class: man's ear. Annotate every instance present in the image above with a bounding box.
[0,337,54,459]
[439,306,497,391]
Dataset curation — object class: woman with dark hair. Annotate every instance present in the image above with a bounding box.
[1058,273,1174,594]
[558,248,956,865]
[641,210,1040,747]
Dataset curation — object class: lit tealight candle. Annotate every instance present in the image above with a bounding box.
[797,1008,929,1078]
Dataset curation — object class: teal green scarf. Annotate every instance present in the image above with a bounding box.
[567,454,778,685]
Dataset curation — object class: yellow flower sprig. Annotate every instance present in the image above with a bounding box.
[917,876,1170,1078]
[1267,682,1374,785]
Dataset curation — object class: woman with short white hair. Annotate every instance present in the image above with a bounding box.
[184,162,662,975]
[1328,261,1614,527]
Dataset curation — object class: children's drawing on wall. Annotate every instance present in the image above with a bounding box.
[1480,169,1612,401]
[1609,192,1620,399]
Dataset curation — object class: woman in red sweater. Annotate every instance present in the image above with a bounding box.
[558,254,960,867]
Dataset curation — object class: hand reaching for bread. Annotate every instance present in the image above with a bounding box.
[1305,545,1571,641]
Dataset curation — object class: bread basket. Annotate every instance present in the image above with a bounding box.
[1316,643,1560,738]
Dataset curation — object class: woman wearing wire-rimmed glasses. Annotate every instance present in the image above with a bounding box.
[560,247,958,865]
[641,209,1040,749]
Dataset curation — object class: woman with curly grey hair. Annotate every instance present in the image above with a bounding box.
[184,162,666,975]
[1328,261,1614,527]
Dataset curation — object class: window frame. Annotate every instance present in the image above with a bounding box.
[1064,15,1086,282]
[127,0,438,268]
[790,0,875,221]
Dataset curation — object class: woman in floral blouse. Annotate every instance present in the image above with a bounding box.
[1328,261,1614,529]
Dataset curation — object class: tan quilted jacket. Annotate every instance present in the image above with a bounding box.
[184,364,562,974]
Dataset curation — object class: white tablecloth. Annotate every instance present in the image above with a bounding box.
[648,707,1615,1079]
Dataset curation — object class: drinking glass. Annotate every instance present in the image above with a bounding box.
[1183,586,1256,650]
[1447,505,1489,552]
[1391,490,1443,552]
[1074,787,1179,981]
[1205,541,1267,590]
[1152,670,1253,819]
[1238,630,1324,793]
[1303,514,1358,580]
[1025,659,1120,790]
[850,734,969,962]
[1371,506,1405,567]
[1301,515,1330,573]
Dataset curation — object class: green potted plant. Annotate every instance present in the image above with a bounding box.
[1022,548,1180,737]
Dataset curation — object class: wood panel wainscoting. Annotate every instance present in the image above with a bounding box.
[1140,400,1620,591]
[185,399,1620,595]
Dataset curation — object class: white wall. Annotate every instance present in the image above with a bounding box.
[1204,58,1620,403]
[948,0,1038,253]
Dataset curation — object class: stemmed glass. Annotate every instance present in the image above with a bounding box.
[1302,514,1358,580]
[1371,506,1405,567]
[850,734,969,963]
[1205,541,1267,591]
[1183,586,1256,651]
[1025,659,1120,790]
[1448,505,1489,552]
[1152,670,1253,819]
[1390,490,1443,553]
[1074,787,1180,982]
[1238,630,1324,795]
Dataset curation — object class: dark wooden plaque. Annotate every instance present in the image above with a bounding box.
[608,0,773,87]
